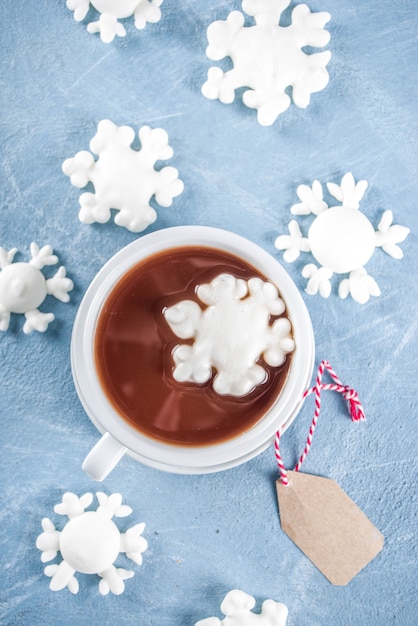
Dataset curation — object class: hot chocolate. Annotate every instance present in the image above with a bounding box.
[94,246,294,446]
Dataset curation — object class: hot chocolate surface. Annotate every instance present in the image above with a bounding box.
[94,246,293,446]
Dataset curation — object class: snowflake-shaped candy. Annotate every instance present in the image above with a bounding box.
[36,492,148,595]
[66,0,163,43]
[202,0,331,126]
[195,589,288,626]
[164,273,295,396]
[62,119,184,233]
[275,173,410,304]
[0,243,73,333]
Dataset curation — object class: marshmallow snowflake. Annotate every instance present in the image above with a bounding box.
[36,492,148,595]
[66,0,163,43]
[62,119,184,233]
[164,273,295,397]
[195,590,288,626]
[202,0,331,126]
[274,173,410,304]
[0,243,73,333]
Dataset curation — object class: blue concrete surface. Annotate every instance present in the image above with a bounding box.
[1,1,417,624]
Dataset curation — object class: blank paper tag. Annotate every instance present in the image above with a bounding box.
[276,471,384,586]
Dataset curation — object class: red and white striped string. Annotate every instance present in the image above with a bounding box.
[275,360,365,486]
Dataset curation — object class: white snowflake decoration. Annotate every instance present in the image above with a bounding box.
[195,589,288,626]
[62,119,184,233]
[202,0,331,126]
[164,273,295,397]
[0,243,73,333]
[66,0,163,43]
[36,492,148,595]
[275,173,410,304]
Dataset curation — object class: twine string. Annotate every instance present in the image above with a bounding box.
[275,360,365,486]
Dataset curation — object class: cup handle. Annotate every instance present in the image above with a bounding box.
[82,432,127,481]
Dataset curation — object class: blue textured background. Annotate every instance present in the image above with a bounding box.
[1,2,417,624]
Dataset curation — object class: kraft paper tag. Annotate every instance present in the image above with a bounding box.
[276,470,384,586]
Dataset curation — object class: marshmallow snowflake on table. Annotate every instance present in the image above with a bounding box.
[66,0,163,43]
[195,590,288,626]
[62,119,184,233]
[36,492,148,595]
[202,0,331,126]
[274,172,410,304]
[0,243,73,333]
[164,273,295,397]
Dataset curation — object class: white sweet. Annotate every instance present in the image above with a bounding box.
[66,0,163,43]
[164,273,294,397]
[202,0,331,126]
[195,589,288,626]
[62,119,184,233]
[275,173,410,304]
[36,492,148,595]
[0,243,73,333]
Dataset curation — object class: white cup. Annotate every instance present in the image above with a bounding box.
[71,226,315,479]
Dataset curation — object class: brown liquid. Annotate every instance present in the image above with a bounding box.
[94,246,293,446]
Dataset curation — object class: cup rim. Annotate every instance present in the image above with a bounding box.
[71,225,315,474]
